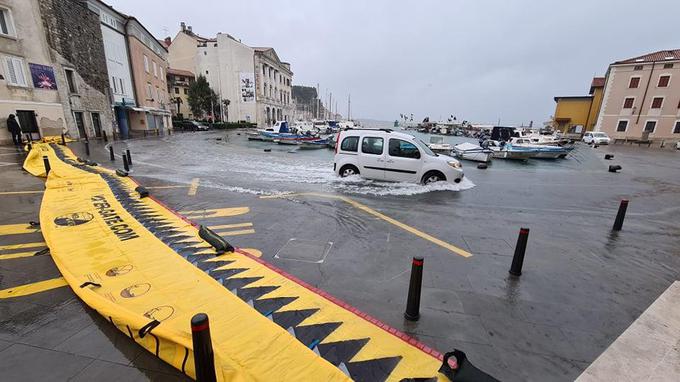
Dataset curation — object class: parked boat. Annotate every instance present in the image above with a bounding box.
[274,138,302,146]
[428,136,453,154]
[299,139,330,149]
[484,141,536,160]
[452,142,493,163]
[259,121,320,141]
[510,138,569,159]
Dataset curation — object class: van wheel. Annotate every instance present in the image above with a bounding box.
[422,171,445,184]
[339,165,359,177]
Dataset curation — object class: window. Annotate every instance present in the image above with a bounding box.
[658,75,670,87]
[340,136,359,152]
[0,8,16,37]
[155,86,160,101]
[673,121,680,134]
[629,77,640,88]
[153,61,158,77]
[651,97,663,109]
[664,63,674,69]
[389,139,421,159]
[146,83,152,99]
[119,78,124,94]
[65,68,77,93]
[112,76,118,93]
[3,56,27,86]
[160,67,164,80]
[361,137,384,155]
[634,65,643,71]
[174,87,179,94]
[184,88,188,95]
[616,120,628,132]
[644,121,656,133]
[623,97,634,109]
[205,70,209,74]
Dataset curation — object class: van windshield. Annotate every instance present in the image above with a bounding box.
[415,139,436,156]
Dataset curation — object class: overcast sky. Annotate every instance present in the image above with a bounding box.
[109,0,679,124]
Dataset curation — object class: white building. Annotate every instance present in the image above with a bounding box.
[254,47,294,126]
[86,0,136,138]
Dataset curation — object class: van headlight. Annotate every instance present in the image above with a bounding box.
[447,161,461,169]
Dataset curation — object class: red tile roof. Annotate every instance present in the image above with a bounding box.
[613,49,680,65]
[167,68,195,77]
[591,77,605,88]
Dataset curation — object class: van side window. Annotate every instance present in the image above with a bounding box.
[340,136,359,152]
[361,137,384,155]
[388,139,420,159]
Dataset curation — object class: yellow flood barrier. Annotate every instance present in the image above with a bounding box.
[24,142,447,381]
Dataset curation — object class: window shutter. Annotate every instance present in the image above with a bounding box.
[14,58,26,86]
[5,57,18,84]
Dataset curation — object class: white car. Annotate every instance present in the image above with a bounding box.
[334,129,464,184]
[583,132,611,145]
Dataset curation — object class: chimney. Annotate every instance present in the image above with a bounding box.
[164,37,171,46]
[180,22,186,31]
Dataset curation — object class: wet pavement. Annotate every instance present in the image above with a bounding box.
[2,129,680,381]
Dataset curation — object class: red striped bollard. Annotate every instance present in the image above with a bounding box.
[191,313,216,382]
[509,228,529,277]
[404,256,424,321]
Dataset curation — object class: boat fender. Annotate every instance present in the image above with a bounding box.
[135,186,150,198]
[477,163,488,170]
[438,349,499,382]
[608,165,622,173]
[116,169,128,177]
[264,148,272,152]
[604,154,614,160]
[198,225,234,255]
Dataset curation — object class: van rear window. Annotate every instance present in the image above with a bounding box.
[340,136,359,152]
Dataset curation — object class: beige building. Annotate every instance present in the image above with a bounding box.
[596,49,680,140]
[167,68,195,119]
[0,0,67,144]
[254,47,294,126]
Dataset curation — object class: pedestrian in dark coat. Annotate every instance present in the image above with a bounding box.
[7,114,22,145]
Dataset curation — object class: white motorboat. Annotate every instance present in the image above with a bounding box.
[484,141,536,160]
[428,136,453,154]
[452,142,493,163]
[510,138,569,159]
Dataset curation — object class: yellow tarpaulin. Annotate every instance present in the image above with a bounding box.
[24,142,446,381]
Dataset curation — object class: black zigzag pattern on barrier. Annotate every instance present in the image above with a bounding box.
[51,145,418,381]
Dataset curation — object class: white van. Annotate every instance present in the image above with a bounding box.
[333,129,464,184]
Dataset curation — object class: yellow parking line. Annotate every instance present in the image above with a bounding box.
[0,190,44,195]
[0,223,40,236]
[188,178,200,196]
[180,207,250,219]
[209,222,253,230]
[261,193,473,258]
[216,229,256,237]
[0,251,40,261]
[0,277,68,299]
[0,242,46,251]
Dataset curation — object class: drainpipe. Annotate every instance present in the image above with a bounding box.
[635,62,656,125]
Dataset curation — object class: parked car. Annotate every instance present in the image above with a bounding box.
[333,128,464,184]
[583,131,611,145]
[177,120,209,131]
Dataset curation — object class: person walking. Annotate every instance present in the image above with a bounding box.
[7,114,22,145]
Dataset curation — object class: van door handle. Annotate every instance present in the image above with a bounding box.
[386,159,394,163]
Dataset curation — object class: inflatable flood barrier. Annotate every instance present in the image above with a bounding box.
[24,143,448,381]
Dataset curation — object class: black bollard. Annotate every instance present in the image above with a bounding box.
[604,154,614,160]
[509,228,530,277]
[109,145,115,161]
[84,140,90,156]
[61,133,66,145]
[126,149,132,165]
[608,165,622,173]
[613,199,629,231]
[191,313,217,382]
[122,153,129,172]
[43,155,51,176]
[404,256,424,321]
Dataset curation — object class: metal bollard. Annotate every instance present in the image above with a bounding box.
[109,145,115,161]
[126,149,132,165]
[85,140,90,156]
[61,133,66,145]
[404,256,424,321]
[613,199,629,231]
[122,153,129,172]
[191,313,217,382]
[509,228,530,277]
[43,155,51,176]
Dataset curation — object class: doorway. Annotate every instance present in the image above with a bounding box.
[91,112,102,138]
[74,111,86,138]
[16,110,39,140]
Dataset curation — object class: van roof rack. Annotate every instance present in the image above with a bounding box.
[342,127,393,133]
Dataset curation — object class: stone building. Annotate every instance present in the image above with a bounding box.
[125,17,171,135]
[254,47,293,126]
[38,0,113,139]
[595,50,680,141]
[0,0,67,144]
[167,68,195,119]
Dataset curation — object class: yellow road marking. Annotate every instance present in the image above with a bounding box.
[0,242,46,251]
[241,248,263,258]
[261,193,473,258]
[180,207,250,219]
[0,251,40,261]
[216,229,256,236]
[0,223,40,236]
[0,277,68,299]
[146,185,187,190]
[0,190,44,195]
[188,178,200,196]
[208,222,253,230]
